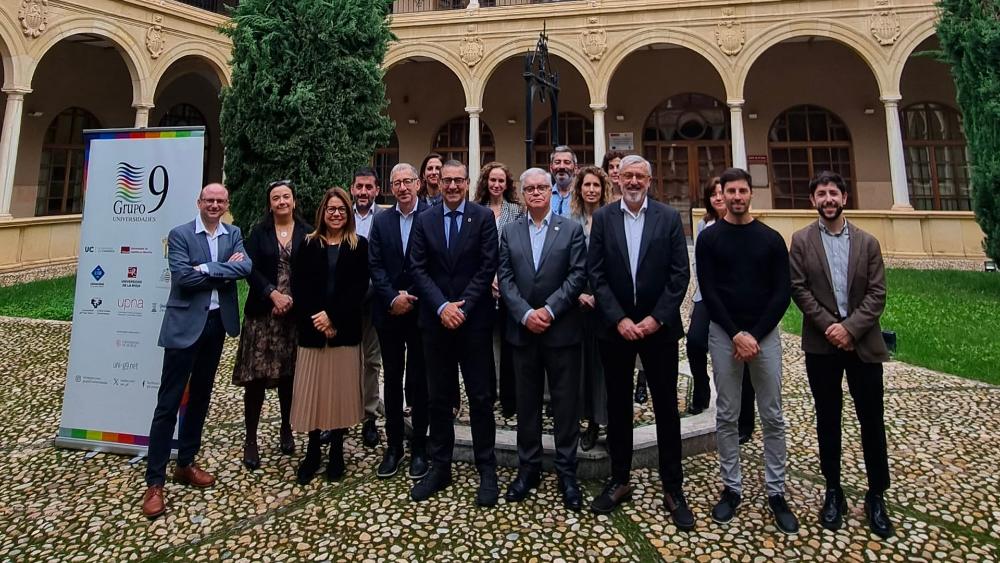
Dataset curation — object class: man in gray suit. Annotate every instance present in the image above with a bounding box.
[498,167,588,511]
[141,183,252,519]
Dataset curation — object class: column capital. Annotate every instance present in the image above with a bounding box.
[727,99,745,109]
[589,103,607,112]
[2,87,32,97]
[465,106,482,116]
[880,95,902,105]
[132,102,155,110]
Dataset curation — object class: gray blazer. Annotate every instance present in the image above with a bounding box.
[158,219,252,349]
[498,213,587,347]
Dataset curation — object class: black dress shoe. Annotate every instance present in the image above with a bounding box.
[767,494,800,535]
[711,487,741,524]
[296,452,322,485]
[408,449,429,480]
[376,447,403,479]
[279,426,295,455]
[361,417,379,448]
[411,469,452,502]
[580,421,599,452]
[819,487,847,531]
[504,470,541,502]
[664,490,696,531]
[865,491,895,539]
[590,480,632,514]
[501,404,517,419]
[242,441,260,471]
[738,431,752,445]
[634,377,648,404]
[686,403,706,416]
[476,469,499,507]
[558,476,583,511]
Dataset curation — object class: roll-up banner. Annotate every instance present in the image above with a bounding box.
[56,127,206,455]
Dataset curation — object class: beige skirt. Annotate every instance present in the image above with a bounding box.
[289,345,364,432]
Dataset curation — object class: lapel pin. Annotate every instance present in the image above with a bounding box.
[467,217,472,223]
[554,226,560,231]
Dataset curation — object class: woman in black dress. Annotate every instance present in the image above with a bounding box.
[232,180,310,470]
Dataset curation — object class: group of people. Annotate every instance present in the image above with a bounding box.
[137,148,895,541]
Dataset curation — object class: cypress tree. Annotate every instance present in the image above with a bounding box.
[219,0,395,228]
[937,1,1000,262]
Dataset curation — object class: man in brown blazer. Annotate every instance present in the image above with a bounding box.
[789,171,894,539]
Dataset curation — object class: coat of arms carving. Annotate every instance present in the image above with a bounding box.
[716,19,745,57]
[19,0,47,38]
[146,15,166,59]
[581,28,607,61]
[460,35,484,67]
[869,1,901,46]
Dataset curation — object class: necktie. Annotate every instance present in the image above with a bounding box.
[446,210,460,250]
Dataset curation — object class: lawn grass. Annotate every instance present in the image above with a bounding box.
[781,269,1000,386]
[0,276,250,323]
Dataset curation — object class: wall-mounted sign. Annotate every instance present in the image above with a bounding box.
[609,132,634,151]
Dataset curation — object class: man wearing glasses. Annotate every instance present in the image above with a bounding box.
[408,160,500,506]
[587,156,694,530]
[351,167,385,449]
[141,183,252,519]
[368,163,431,481]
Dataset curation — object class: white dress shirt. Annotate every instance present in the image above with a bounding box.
[354,206,375,238]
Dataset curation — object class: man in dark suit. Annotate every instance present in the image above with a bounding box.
[498,167,587,510]
[368,162,430,481]
[789,171,894,538]
[408,160,500,506]
[351,166,385,448]
[141,183,252,519]
[587,155,694,529]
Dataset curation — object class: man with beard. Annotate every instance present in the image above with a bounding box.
[789,171,894,538]
[587,155,693,529]
[549,145,577,216]
[695,167,798,535]
[368,163,431,480]
[409,160,500,506]
[351,166,384,448]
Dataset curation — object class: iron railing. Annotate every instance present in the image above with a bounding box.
[391,0,576,14]
[175,0,238,14]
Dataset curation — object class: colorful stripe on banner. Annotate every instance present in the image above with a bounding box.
[58,427,150,446]
[82,129,205,195]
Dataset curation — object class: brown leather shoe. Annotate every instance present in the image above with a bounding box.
[141,485,166,519]
[173,463,215,488]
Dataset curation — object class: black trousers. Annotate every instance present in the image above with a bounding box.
[495,300,516,412]
[145,311,226,486]
[805,351,890,494]
[377,312,428,452]
[423,326,496,473]
[599,331,683,492]
[511,340,581,479]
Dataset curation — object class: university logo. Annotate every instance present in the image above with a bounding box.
[112,161,169,222]
[91,265,105,281]
[127,266,138,278]
[90,298,102,309]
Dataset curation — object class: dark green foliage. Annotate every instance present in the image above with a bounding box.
[936,1,1000,262]
[219,0,396,229]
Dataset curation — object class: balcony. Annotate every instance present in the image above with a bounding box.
[175,0,238,14]
[391,0,575,13]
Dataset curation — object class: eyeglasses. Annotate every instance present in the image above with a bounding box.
[391,178,418,188]
[324,206,349,216]
[620,172,650,182]
[522,185,550,194]
[199,198,229,205]
[268,179,293,189]
[440,177,467,186]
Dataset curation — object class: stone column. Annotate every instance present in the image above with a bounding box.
[881,95,913,210]
[591,103,607,167]
[0,88,30,220]
[133,103,154,129]
[467,106,482,197]
[728,99,747,170]
[466,0,480,8]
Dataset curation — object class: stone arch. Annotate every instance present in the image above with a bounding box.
[596,27,737,103]
[886,14,939,97]
[736,19,889,97]
[151,43,232,93]
[25,16,152,105]
[472,35,597,109]
[383,42,472,105]
[0,9,25,90]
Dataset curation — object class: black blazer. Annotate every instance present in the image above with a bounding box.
[409,201,499,331]
[368,201,429,329]
[291,236,369,348]
[588,199,690,341]
[242,220,311,318]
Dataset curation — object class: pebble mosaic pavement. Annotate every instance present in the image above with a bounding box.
[0,258,998,561]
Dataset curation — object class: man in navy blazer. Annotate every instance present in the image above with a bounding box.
[368,163,431,481]
[587,155,694,529]
[408,160,500,506]
[498,168,588,511]
[141,183,252,519]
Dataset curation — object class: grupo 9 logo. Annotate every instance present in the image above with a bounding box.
[113,162,169,215]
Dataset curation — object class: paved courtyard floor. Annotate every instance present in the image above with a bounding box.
[0,315,998,562]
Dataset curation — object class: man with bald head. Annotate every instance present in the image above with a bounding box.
[141,183,252,519]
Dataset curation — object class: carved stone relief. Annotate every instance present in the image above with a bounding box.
[870,0,901,46]
[146,15,166,59]
[19,0,48,39]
